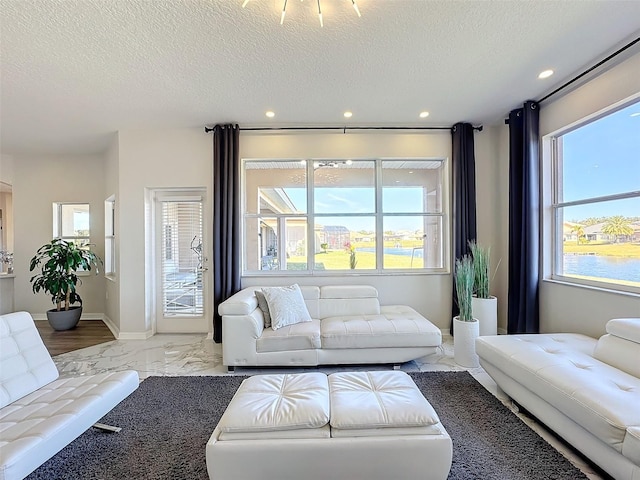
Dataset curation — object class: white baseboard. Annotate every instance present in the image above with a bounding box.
[498,327,507,335]
[102,314,119,339]
[440,328,452,338]
[117,330,154,340]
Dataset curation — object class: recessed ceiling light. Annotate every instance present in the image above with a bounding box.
[344,111,353,118]
[630,112,640,117]
[419,111,429,118]
[265,111,275,118]
[538,69,554,79]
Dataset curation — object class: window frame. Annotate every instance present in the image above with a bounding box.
[104,196,116,278]
[53,202,91,246]
[548,99,640,295]
[242,157,450,276]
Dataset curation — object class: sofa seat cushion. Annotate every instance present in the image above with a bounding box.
[256,320,321,353]
[476,334,640,454]
[216,373,329,440]
[328,371,441,436]
[321,306,440,349]
[0,370,139,480]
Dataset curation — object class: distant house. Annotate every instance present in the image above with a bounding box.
[583,222,637,243]
[321,225,351,249]
[562,221,583,242]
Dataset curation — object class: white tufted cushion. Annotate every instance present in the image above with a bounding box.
[328,371,441,432]
[476,334,640,453]
[0,370,139,480]
[217,373,329,438]
[321,306,441,349]
[0,312,59,409]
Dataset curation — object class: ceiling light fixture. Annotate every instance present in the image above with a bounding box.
[419,111,429,118]
[344,111,353,118]
[265,111,275,118]
[242,0,361,27]
[538,69,554,79]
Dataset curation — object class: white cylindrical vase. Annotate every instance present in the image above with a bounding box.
[453,316,480,368]
[471,296,498,336]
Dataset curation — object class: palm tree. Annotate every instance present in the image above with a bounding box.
[569,224,585,245]
[601,216,633,243]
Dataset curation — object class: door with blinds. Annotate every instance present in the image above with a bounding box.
[155,191,209,333]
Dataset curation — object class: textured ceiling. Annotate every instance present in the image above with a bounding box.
[2,0,640,155]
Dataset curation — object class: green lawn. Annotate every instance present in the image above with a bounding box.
[288,249,424,270]
[563,241,640,258]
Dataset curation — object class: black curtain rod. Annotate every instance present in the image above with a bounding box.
[537,36,640,104]
[205,125,483,133]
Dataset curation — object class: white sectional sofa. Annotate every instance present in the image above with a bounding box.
[0,312,139,480]
[476,318,640,480]
[220,285,442,370]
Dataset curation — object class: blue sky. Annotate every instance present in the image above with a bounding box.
[285,187,427,231]
[562,100,640,220]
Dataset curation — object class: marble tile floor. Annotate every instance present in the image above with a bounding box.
[53,334,605,480]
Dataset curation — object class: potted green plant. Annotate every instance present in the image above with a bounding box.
[29,238,102,330]
[453,255,479,367]
[469,240,498,336]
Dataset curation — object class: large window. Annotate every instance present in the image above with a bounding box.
[243,158,447,274]
[550,99,640,292]
[53,202,90,247]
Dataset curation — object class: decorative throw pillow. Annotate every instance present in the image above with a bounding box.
[261,284,312,331]
[255,290,272,328]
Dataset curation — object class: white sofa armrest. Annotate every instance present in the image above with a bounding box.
[221,288,272,368]
[219,288,260,316]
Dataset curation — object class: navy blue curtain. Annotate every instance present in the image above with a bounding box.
[212,124,241,343]
[451,122,477,334]
[507,101,540,334]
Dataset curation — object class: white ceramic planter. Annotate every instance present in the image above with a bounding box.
[471,296,497,336]
[453,316,480,368]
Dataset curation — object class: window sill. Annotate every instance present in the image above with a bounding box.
[242,269,450,278]
[543,277,639,298]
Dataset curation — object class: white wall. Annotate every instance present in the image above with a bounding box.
[116,128,213,337]
[104,134,120,331]
[0,154,14,185]
[475,126,509,332]
[538,51,640,336]
[12,154,106,317]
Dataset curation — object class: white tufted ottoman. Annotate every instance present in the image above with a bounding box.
[206,371,452,480]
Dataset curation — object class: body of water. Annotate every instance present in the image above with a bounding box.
[563,255,640,283]
[358,247,424,258]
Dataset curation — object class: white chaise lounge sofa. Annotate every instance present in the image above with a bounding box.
[220,285,442,371]
[476,318,640,480]
[0,311,139,480]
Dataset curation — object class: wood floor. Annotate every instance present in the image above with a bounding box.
[35,319,115,356]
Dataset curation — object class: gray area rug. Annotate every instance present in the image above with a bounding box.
[28,372,587,479]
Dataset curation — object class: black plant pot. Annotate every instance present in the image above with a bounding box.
[46,306,82,331]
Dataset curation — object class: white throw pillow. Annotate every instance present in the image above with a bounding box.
[261,284,312,330]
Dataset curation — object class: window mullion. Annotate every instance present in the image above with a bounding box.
[307,159,314,272]
[375,158,383,272]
